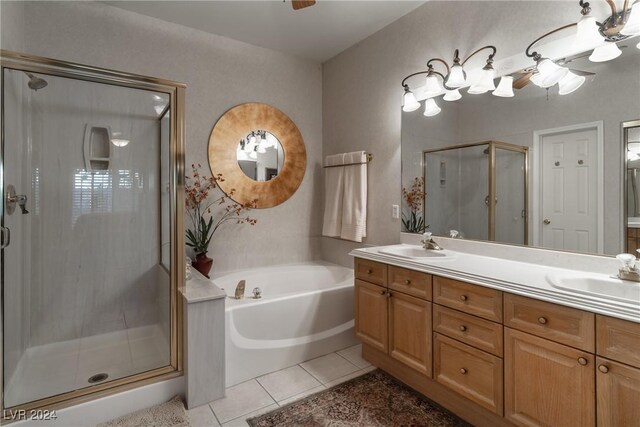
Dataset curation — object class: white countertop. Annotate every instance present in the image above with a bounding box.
[350,244,640,323]
[181,268,227,303]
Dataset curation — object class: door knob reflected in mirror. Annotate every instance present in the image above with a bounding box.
[543,219,551,225]
[6,185,29,215]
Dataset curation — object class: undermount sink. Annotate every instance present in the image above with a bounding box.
[546,273,640,304]
[378,245,453,260]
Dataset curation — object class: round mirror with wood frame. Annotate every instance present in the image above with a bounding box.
[208,103,306,208]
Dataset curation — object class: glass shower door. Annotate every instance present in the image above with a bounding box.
[2,67,173,408]
[495,146,528,245]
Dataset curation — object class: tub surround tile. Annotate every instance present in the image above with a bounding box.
[256,365,322,402]
[187,404,220,427]
[220,404,279,427]
[337,344,371,369]
[300,353,360,384]
[209,380,275,424]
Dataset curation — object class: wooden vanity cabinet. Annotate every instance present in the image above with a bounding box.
[354,279,388,353]
[596,316,640,427]
[354,256,640,427]
[354,260,433,377]
[504,327,595,427]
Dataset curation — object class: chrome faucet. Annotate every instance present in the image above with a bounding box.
[234,280,246,299]
[421,232,443,250]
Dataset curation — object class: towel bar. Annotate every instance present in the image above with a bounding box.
[323,153,373,168]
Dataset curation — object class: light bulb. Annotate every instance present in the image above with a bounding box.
[575,14,605,49]
[589,42,622,62]
[446,64,467,88]
[402,88,420,112]
[492,76,515,97]
[468,67,496,94]
[443,89,462,101]
[249,133,257,144]
[536,58,568,87]
[423,98,441,117]
[424,74,444,98]
[622,2,640,35]
[111,139,129,147]
[558,71,586,95]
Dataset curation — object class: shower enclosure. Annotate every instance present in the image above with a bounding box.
[423,141,529,245]
[1,51,185,412]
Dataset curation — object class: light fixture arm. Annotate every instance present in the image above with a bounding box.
[461,45,497,66]
[426,58,450,74]
[525,23,577,59]
[401,69,446,89]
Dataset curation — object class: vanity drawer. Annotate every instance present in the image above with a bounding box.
[504,293,595,352]
[433,304,503,357]
[434,333,504,416]
[433,277,503,322]
[388,266,432,300]
[597,315,640,368]
[354,258,387,286]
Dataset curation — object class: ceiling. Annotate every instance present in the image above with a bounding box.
[105,1,426,62]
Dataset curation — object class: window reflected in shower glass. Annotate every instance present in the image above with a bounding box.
[1,67,172,408]
[236,130,285,181]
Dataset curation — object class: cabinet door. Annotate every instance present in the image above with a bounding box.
[505,328,595,427]
[355,279,388,353]
[389,291,432,377]
[597,357,640,427]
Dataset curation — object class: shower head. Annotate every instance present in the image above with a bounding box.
[24,72,48,91]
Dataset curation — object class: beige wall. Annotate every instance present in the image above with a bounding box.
[321,1,609,263]
[1,1,324,274]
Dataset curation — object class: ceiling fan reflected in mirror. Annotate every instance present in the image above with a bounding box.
[291,0,316,10]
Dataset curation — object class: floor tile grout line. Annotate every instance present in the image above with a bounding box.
[254,377,279,406]
[206,403,223,426]
[297,361,327,385]
[333,349,366,370]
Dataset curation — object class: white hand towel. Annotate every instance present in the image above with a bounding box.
[340,151,367,242]
[322,153,346,237]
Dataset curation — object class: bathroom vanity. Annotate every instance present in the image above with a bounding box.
[351,244,640,427]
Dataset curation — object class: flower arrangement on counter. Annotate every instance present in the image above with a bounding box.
[402,176,428,234]
[185,164,257,277]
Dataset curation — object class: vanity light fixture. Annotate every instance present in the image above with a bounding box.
[493,76,515,97]
[423,98,441,117]
[622,0,640,35]
[402,86,420,112]
[589,41,623,61]
[401,45,502,117]
[558,70,587,94]
[110,131,130,147]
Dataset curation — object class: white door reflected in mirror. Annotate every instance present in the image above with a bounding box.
[236,130,285,181]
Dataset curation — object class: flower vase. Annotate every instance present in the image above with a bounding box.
[191,252,213,278]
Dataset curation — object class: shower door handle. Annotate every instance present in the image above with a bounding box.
[1,226,9,249]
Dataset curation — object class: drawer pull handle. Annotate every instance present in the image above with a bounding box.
[578,357,588,366]
[367,269,373,274]
[598,365,609,374]
[405,279,411,285]
[459,325,467,332]
[460,295,468,301]
[459,368,467,375]
[538,317,548,325]
[380,290,386,295]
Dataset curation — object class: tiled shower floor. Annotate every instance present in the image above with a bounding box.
[4,324,169,408]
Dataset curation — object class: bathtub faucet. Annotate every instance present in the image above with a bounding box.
[234,280,246,299]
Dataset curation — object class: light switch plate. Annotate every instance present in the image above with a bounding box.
[392,204,400,219]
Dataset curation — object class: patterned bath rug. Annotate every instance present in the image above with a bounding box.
[97,395,190,427]
[247,369,471,426]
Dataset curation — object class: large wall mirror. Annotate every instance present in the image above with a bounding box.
[209,103,306,208]
[402,45,640,256]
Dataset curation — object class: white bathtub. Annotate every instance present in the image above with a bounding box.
[216,261,357,387]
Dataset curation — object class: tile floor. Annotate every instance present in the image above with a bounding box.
[187,344,374,427]
[4,324,170,407]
